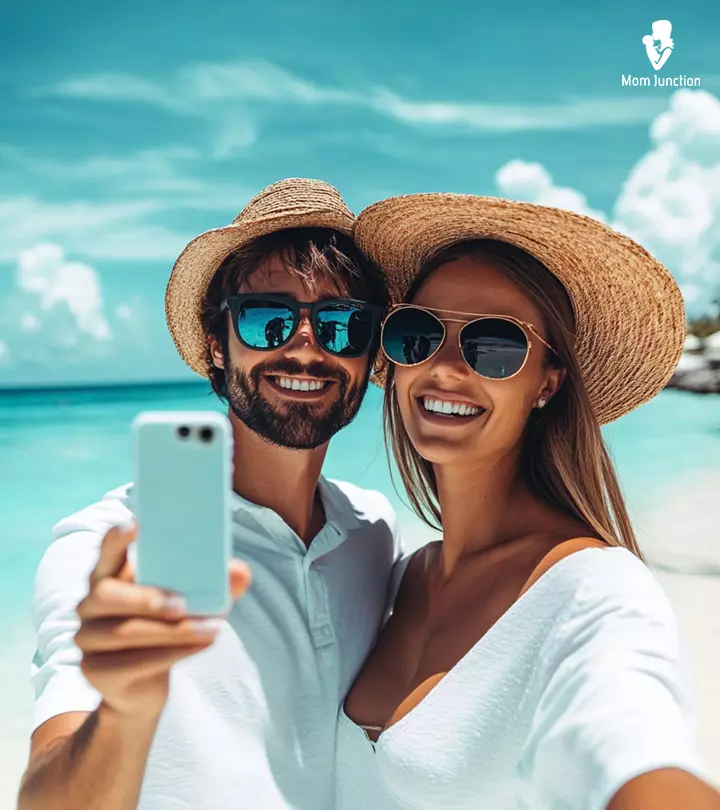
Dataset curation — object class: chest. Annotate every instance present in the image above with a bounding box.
[345,563,532,729]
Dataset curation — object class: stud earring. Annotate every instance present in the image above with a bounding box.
[537,397,548,409]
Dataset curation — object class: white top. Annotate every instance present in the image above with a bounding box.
[336,547,711,810]
[31,478,404,810]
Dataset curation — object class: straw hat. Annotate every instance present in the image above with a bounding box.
[354,194,685,424]
[166,178,355,376]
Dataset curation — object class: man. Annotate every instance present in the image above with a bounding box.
[18,178,403,810]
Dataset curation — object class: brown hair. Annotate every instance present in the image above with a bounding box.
[384,239,642,558]
[202,227,389,399]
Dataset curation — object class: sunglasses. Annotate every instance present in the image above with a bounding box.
[381,304,555,380]
[220,294,383,358]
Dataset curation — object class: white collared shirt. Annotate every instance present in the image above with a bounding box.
[31,478,404,810]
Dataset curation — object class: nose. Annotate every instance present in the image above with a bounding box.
[427,323,470,382]
[282,308,326,363]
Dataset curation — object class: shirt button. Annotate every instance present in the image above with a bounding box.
[312,623,335,647]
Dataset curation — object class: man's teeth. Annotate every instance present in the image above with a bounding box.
[422,397,481,417]
[275,376,327,392]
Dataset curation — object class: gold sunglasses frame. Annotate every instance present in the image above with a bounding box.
[380,303,555,381]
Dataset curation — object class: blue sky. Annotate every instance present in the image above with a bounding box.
[1,0,719,387]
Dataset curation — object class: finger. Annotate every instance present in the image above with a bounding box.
[229,560,252,602]
[78,577,187,621]
[89,521,137,586]
[81,642,214,682]
[117,558,135,584]
[76,616,224,653]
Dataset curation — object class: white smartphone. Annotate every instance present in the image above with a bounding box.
[131,410,233,616]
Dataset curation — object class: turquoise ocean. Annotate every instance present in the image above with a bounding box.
[1,383,719,798]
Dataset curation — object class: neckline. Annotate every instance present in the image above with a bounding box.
[343,545,629,746]
[230,476,356,558]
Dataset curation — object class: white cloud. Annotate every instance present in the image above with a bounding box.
[0,246,156,378]
[494,89,720,315]
[42,72,176,110]
[0,196,194,262]
[20,312,40,332]
[17,244,111,340]
[371,92,667,132]
[495,160,606,221]
[39,60,667,133]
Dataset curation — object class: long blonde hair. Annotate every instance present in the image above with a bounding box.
[383,239,643,558]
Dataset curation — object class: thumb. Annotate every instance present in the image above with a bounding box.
[90,520,137,586]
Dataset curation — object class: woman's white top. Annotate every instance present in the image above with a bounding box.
[336,547,710,810]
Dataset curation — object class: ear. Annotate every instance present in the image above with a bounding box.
[209,336,225,370]
[535,366,565,407]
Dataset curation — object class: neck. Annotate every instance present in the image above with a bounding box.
[433,446,542,578]
[228,410,328,546]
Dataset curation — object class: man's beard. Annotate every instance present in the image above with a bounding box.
[224,357,369,450]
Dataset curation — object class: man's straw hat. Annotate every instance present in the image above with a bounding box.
[166,178,355,377]
[354,194,685,424]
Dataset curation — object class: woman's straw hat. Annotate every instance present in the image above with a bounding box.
[166,177,355,377]
[354,194,685,424]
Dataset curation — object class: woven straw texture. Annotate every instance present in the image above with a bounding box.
[166,178,355,376]
[355,194,685,425]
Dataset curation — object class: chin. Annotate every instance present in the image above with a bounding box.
[406,429,477,467]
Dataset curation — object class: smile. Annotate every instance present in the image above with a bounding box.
[419,396,486,420]
[273,376,328,392]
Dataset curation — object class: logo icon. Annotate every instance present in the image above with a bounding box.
[642,20,674,71]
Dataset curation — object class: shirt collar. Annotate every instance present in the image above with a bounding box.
[230,475,361,558]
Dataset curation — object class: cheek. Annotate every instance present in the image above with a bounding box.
[393,367,419,421]
[340,356,370,385]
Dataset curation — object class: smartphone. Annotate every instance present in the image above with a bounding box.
[131,410,233,616]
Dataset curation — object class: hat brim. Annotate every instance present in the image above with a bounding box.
[166,210,354,377]
[355,194,684,424]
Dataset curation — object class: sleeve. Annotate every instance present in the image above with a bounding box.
[30,488,133,732]
[517,559,712,810]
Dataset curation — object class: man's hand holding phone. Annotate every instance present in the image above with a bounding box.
[74,520,251,720]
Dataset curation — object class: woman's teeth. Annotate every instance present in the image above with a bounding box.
[422,397,481,417]
[274,376,327,392]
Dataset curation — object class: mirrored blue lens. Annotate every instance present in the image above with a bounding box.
[316,304,374,357]
[237,302,294,349]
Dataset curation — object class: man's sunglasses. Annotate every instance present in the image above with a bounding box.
[220,294,384,358]
[381,304,555,380]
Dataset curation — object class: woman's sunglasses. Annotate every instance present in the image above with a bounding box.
[381,304,555,380]
[220,294,384,358]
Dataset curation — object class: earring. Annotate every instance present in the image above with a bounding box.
[537,397,548,409]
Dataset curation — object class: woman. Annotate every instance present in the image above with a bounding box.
[335,194,718,809]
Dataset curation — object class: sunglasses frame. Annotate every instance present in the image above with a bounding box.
[381,303,556,381]
[220,293,384,358]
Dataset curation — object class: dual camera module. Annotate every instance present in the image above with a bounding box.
[177,425,215,443]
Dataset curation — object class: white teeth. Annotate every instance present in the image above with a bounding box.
[275,376,326,392]
[422,397,481,417]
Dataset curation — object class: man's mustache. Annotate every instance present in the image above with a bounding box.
[251,358,350,385]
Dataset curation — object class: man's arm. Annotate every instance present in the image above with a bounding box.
[18,522,251,810]
[18,708,160,810]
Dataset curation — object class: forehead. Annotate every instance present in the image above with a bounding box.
[238,253,346,299]
[411,256,542,324]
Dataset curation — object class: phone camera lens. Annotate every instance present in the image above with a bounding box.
[199,427,214,443]
[177,426,190,439]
